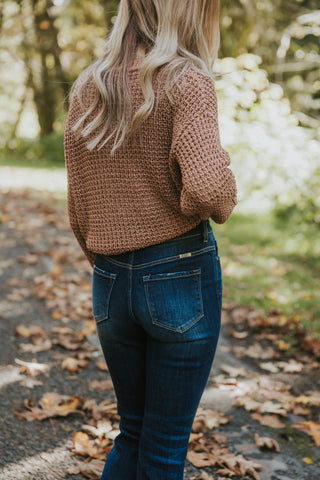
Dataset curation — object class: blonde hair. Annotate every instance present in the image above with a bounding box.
[69,0,221,155]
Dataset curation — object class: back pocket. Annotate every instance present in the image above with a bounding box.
[92,265,117,322]
[142,268,204,333]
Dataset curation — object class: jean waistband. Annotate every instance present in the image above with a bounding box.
[95,220,216,270]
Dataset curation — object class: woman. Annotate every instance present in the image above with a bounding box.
[64,0,237,478]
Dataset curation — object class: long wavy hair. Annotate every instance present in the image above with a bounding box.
[69,0,221,155]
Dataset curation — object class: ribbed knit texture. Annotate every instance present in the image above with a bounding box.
[64,62,237,267]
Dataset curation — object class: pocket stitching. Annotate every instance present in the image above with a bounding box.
[214,256,222,311]
[142,268,201,282]
[92,268,117,323]
[143,269,204,333]
[93,265,117,279]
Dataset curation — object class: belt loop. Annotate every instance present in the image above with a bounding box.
[201,220,208,243]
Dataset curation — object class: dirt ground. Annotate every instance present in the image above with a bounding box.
[0,182,319,480]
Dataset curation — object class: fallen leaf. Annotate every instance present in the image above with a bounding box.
[15,325,47,338]
[67,459,106,479]
[216,453,263,480]
[302,457,314,464]
[276,359,303,373]
[186,450,219,468]
[301,336,320,358]
[259,362,280,373]
[12,392,83,421]
[72,431,105,459]
[275,340,291,351]
[192,407,232,432]
[19,338,52,353]
[220,364,249,377]
[293,421,320,447]
[245,342,278,360]
[88,379,114,391]
[81,420,114,438]
[96,359,109,371]
[14,358,50,376]
[61,357,88,372]
[254,433,280,452]
[250,413,286,428]
[197,471,214,479]
[294,393,320,407]
[230,330,249,339]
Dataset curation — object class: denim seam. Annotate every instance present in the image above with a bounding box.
[142,268,201,282]
[94,274,117,323]
[93,265,117,279]
[100,245,216,270]
[215,255,222,312]
[210,251,222,312]
[143,270,204,333]
[128,251,136,324]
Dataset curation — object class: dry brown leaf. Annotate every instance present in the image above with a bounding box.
[52,333,82,350]
[18,253,40,265]
[61,357,88,372]
[291,404,311,416]
[95,359,109,371]
[220,364,249,377]
[67,459,106,479]
[83,399,118,421]
[192,407,232,432]
[230,306,250,324]
[14,358,50,376]
[258,400,287,416]
[275,339,291,351]
[215,469,236,478]
[19,338,52,353]
[186,450,219,468]
[245,342,278,360]
[77,320,97,340]
[247,310,268,327]
[301,335,320,358]
[294,393,320,407]
[81,420,114,439]
[197,471,214,480]
[293,421,320,446]
[12,392,83,421]
[234,397,261,412]
[230,330,249,339]
[188,432,204,444]
[15,324,47,338]
[276,359,303,373]
[258,362,280,373]
[89,379,114,391]
[216,453,263,480]
[250,413,286,428]
[71,432,106,459]
[254,433,280,452]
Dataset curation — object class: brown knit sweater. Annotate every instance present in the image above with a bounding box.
[64,60,237,267]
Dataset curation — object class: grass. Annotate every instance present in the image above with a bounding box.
[0,153,64,170]
[211,213,320,337]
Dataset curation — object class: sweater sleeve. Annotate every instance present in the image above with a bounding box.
[169,69,237,224]
[66,177,96,267]
[64,90,96,268]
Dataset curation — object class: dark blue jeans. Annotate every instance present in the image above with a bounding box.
[92,219,222,480]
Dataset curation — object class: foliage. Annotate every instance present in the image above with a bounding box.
[212,213,320,336]
[273,167,320,227]
[214,54,320,224]
[220,1,320,128]
[1,132,65,168]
